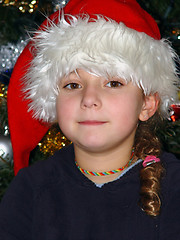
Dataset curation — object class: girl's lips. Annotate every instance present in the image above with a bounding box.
[78,120,107,125]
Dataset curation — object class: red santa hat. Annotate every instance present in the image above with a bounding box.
[8,0,178,175]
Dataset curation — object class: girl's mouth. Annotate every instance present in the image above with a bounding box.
[78,120,107,125]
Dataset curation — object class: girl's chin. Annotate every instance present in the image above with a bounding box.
[73,141,116,154]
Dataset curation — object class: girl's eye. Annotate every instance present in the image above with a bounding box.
[106,81,122,88]
[64,83,81,89]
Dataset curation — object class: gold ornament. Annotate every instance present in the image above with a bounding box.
[0,83,7,106]
[38,124,71,156]
[1,0,38,13]
[0,83,7,99]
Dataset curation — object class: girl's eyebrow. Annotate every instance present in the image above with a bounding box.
[67,70,80,79]
[74,69,80,78]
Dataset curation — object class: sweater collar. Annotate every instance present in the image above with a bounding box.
[59,144,142,190]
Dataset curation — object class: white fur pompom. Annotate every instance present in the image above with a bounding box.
[23,13,179,123]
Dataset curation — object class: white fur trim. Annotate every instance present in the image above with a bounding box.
[23,14,179,122]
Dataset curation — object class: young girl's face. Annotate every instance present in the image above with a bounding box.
[56,69,145,155]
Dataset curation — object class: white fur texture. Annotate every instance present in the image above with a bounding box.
[23,14,179,122]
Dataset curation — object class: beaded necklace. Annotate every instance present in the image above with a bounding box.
[75,151,134,176]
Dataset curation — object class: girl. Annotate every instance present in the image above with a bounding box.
[0,0,180,239]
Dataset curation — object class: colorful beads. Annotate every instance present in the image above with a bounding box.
[75,151,134,176]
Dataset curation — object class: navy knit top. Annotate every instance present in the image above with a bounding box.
[0,144,180,240]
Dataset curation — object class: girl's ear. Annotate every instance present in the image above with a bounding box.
[139,93,160,121]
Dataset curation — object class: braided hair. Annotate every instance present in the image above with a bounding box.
[134,112,165,217]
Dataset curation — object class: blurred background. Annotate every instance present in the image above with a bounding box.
[0,0,180,200]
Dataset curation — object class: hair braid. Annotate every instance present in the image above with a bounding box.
[134,112,165,217]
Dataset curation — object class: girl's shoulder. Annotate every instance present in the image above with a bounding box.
[161,151,179,163]
[161,151,180,173]
[161,151,180,193]
[13,144,74,191]
[159,153,180,238]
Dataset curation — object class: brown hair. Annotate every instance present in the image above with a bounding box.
[134,112,165,217]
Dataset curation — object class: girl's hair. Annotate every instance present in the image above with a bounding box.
[134,112,165,217]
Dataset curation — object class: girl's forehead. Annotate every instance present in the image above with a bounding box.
[61,69,139,89]
[65,69,127,81]
[66,69,100,78]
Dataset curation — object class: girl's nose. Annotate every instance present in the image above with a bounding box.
[80,86,102,109]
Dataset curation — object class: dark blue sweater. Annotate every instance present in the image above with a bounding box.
[0,145,180,240]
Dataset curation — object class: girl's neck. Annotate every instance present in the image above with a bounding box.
[74,144,134,184]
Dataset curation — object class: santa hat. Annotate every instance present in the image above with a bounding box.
[8,0,179,175]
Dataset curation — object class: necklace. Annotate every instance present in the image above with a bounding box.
[75,151,134,176]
